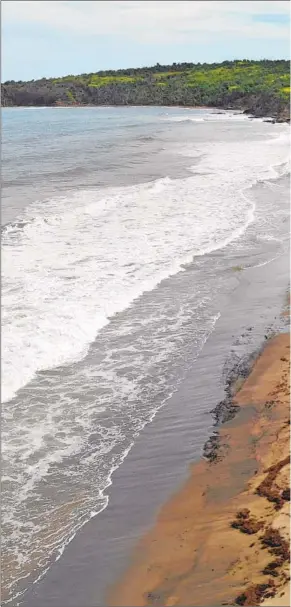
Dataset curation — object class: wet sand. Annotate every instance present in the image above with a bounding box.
[109,332,290,607]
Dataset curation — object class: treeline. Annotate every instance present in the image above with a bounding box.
[2,60,290,121]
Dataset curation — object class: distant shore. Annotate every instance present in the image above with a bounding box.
[108,328,290,607]
[2,59,290,125]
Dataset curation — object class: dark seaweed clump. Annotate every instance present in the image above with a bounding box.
[231,509,264,535]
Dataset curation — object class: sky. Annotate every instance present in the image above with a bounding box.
[2,0,290,81]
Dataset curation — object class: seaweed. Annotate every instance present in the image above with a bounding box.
[262,559,283,577]
[261,528,290,561]
[231,509,264,535]
[255,456,290,509]
[234,580,275,605]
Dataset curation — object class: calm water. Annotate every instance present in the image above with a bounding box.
[1,106,290,603]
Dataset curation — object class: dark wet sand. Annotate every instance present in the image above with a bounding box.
[17,252,289,607]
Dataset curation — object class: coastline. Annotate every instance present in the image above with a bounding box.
[108,331,290,607]
[13,249,290,607]
[4,98,288,604]
[2,104,289,123]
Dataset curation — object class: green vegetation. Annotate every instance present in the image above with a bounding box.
[66,90,76,103]
[88,74,142,87]
[2,59,290,120]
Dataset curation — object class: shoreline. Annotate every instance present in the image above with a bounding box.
[13,251,290,607]
[2,104,289,123]
[108,331,290,607]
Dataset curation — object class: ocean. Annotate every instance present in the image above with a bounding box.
[1,106,290,605]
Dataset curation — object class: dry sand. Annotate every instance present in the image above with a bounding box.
[108,333,290,607]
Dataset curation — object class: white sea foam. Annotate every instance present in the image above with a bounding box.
[162,110,283,124]
[162,111,251,123]
[2,125,289,403]
[2,302,221,603]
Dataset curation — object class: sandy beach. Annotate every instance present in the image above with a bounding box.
[109,331,290,607]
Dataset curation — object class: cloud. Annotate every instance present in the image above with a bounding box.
[2,0,290,43]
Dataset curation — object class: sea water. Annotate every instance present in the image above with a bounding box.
[1,106,289,603]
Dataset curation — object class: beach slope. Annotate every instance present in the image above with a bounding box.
[108,333,290,607]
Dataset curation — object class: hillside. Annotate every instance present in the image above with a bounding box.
[2,60,290,121]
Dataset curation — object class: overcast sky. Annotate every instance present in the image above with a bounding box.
[2,0,290,81]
